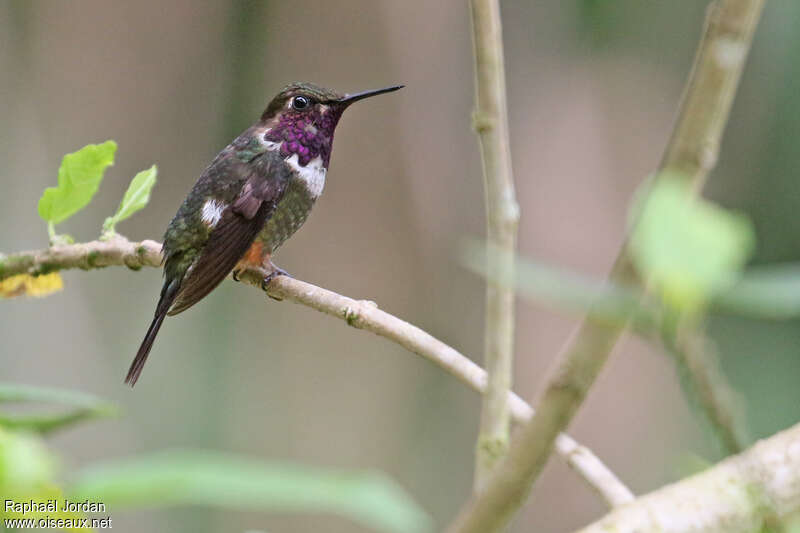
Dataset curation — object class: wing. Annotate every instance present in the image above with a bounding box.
[166,151,290,316]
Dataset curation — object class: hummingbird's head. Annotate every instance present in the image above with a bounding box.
[261,82,402,167]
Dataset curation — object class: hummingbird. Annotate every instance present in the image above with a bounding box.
[125,82,403,386]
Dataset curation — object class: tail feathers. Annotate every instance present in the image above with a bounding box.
[126,278,180,387]
[125,311,166,386]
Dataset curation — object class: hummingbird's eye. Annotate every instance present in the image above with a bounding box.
[292,96,310,110]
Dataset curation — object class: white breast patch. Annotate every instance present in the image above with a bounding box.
[201,198,226,227]
[285,154,326,198]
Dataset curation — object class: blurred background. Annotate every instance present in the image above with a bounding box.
[1,1,798,531]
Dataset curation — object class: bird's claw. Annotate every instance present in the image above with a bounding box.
[232,269,242,282]
[261,267,290,299]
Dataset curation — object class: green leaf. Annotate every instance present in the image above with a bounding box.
[70,451,433,533]
[0,428,57,492]
[103,165,157,234]
[0,384,117,433]
[0,411,114,435]
[0,384,115,411]
[713,264,800,318]
[629,174,755,312]
[38,140,117,225]
[0,430,91,529]
[459,239,660,335]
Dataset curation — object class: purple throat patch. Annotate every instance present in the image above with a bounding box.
[264,107,342,167]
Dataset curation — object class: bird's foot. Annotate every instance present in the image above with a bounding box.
[232,269,243,282]
[261,265,290,300]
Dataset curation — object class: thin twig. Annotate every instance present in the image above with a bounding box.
[0,237,633,508]
[664,327,749,456]
[576,420,800,533]
[446,1,766,531]
[468,0,520,491]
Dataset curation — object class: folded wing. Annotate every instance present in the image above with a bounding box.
[167,154,289,316]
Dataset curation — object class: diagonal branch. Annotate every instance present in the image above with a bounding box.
[663,326,750,456]
[0,237,633,508]
[446,1,766,531]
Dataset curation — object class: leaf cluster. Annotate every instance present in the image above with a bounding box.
[36,141,158,244]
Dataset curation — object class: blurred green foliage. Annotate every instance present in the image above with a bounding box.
[0,383,116,434]
[0,383,432,533]
[461,239,655,331]
[629,175,755,313]
[464,171,800,456]
[0,428,90,531]
[71,451,433,533]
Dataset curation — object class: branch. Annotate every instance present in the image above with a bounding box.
[664,326,750,456]
[576,421,800,533]
[0,237,633,508]
[656,0,766,455]
[469,0,520,490]
[648,0,767,456]
[446,1,766,531]
[659,0,767,184]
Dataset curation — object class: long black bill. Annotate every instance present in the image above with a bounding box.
[339,85,404,105]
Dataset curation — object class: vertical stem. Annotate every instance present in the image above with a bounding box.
[447,1,765,531]
[469,0,520,492]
